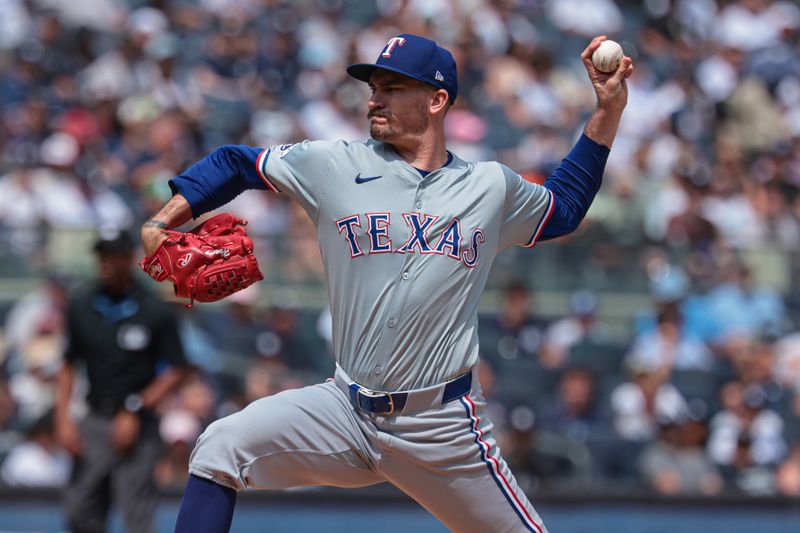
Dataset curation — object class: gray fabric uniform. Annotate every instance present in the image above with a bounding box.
[190,139,553,532]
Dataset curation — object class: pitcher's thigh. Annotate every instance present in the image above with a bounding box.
[189,382,381,491]
[383,396,549,533]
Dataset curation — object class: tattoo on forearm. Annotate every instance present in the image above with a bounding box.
[144,220,169,230]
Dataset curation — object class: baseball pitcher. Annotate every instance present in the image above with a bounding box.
[140,34,633,533]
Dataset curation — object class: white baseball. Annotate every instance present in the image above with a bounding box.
[592,40,623,73]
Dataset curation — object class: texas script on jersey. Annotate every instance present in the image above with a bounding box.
[335,212,485,267]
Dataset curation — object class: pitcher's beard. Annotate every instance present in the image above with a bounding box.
[370,122,401,140]
[369,103,429,140]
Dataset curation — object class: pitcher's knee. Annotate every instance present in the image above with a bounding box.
[188,417,247,490]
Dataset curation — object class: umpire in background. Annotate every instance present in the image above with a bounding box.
[55,228,190,533]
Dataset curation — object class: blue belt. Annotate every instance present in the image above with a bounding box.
[348,371,472,416]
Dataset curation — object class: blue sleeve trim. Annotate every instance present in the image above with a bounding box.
[168,145,268,218]
[540,134,609,240]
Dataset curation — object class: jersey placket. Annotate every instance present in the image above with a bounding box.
[370,169,438,390]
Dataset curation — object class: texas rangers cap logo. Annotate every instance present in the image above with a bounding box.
[382,37,406,58]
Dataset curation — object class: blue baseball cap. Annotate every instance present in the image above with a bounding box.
[347,34,458,105]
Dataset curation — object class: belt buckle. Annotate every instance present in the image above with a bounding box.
[357,387,395,416]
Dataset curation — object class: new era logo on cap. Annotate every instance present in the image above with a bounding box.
[347,34,458,105]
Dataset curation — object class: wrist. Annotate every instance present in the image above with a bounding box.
[141,220,169,240]
[594,103,625,118]
[584,107,623,149]
[141,226,169,257]
[143,219,169,230]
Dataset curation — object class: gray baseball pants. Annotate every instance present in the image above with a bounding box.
[189,367,548,533]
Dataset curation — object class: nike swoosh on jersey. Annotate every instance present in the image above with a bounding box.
[355,173,383,184]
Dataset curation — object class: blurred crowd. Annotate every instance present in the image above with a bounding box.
[2,0,800,500]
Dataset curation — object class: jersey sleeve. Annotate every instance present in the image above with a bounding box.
[256,140,334,217]
[499,163,556,250]
[169,145,268,219]
[539,133,608,240]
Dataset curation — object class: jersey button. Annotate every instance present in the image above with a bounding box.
[401,272,409,280]
[373,366,382,375]
[387,318,396,328]
[414,201,422,209]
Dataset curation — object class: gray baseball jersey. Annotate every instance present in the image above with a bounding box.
[187,138,555,533]
[255,139,554,391]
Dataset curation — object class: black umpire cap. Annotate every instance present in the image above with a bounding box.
[93,228,135,254]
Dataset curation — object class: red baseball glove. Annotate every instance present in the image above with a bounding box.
[139,213,264,307]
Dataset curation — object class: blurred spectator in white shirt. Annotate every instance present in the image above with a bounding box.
[708,381,786,466]
[546,0,623,37]
[0,0,32,50]
[713,0,794,52]
[626,304,714,372]
[611,361,689,442]
[1,411,71,487]
[541,290,611,369]
[0,132,133,238]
